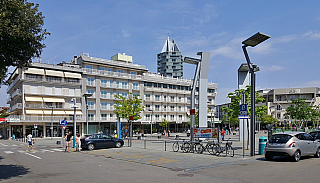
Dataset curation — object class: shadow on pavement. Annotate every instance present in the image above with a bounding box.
[0,156,30,180]
[256,155,315,162]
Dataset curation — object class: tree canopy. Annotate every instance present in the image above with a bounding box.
[221,85,267,125]
[113,92,144,122]
[0,0,50,85]
[285,98,320,128]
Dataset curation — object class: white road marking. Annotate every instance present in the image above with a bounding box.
[25,152,41,159]
[1,147,6,149]
[39,149,54,153]
[11,148,16,149]
[52,148,64,152]
[12,145,17,146]
[18,150,26,153]
[4,151,14,154]
[0,143,8,146]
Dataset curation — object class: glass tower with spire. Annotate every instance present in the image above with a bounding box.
[157,37,183,78]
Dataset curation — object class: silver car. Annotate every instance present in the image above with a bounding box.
[264,132,320,162]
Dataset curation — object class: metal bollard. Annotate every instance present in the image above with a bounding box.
[165,141,166,151]
[144,140,146,149]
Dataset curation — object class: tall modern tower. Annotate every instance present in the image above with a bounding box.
[157,37,183,78]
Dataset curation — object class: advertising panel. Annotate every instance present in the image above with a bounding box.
[194,128,217,138]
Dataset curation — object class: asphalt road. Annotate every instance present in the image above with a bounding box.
[1,139,320,183]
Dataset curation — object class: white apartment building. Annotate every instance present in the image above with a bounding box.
[5,52,217,138]
[260,87,320,127]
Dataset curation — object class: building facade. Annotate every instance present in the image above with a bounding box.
[6,52,217,138]
[157,37,183,78]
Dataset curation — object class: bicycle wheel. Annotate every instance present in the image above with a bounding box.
[207,144,217,155]
[182,142,190,153]
[215,144,222,156]
[227,146,234,157]
[172,142,179,152]
[195,144,203,154]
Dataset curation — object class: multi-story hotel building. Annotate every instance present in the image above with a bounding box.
[157,37,183,78]
[5,52,217,138]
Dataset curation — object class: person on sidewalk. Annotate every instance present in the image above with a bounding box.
[26,133,35,152]
[221,129,226,141]
[65,131,73,153]
[76,134,81,152]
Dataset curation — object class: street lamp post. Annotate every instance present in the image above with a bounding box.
[149,109,153,137]
[49,106,55,140]
[71,98,78,148]
[83,93,93,134]
[242,32,270,156]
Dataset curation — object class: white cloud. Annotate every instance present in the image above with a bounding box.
[303,31,320,40]
[122,30,130,38]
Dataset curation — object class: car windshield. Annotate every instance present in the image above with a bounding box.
[310,132,320,139]
[269,134,292,143]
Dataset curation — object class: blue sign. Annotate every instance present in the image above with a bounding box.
[240,104,247,115]
[61,120,67,126]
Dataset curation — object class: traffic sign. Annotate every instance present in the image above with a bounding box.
[34,124,37,128]
[240,104,247,115]
[238,115,250,119]
[62,126,67,130]
[61,120,67,126]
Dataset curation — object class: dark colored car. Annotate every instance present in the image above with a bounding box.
[81,133,124,150]
[309,131,320,141]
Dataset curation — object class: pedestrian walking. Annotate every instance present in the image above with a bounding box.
[65,131,73,153]
[76,134,81,152]
[221,129,226,141]
[26,133,35,152]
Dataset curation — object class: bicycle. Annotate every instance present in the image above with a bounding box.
[214,138,234,157]
[194,139,217,155]
[172,139,190,153]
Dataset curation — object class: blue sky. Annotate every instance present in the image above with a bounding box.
[2,0,320,106]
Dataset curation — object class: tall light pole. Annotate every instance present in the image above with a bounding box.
[71,98,78,148]
[269,106,275,140]
[242,32,270,156]
[83,93,93,134]
[49,106,55,140]
[149,109,153,137]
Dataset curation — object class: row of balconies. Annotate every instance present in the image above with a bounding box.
[83,68,142,80]
[24,74,82,84]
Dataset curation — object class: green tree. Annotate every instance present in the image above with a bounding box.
[222,85,267,125]
[0,0,50,85]
[0,111,9,118]
[285,98,320,128]
[113,92,144,122]
[159,118,169,132]
[259,114,277,124]
[187,110,199,127]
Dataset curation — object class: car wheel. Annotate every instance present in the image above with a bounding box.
[115,142,122,148]
[265,154,273,161]
[315,148,320,158]
[292,150,301,162]
[88,144,95,151]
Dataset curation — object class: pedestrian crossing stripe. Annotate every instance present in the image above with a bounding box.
[4,151,14,154]
[51,148,64,152]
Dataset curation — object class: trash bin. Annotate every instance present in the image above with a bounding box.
[56,141,61,145]
[12,134,15,140]
[226,129,228,135]
[158,136,161,139]
[259,136,268,155]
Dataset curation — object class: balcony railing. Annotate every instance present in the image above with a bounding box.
[6,115,84,122]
